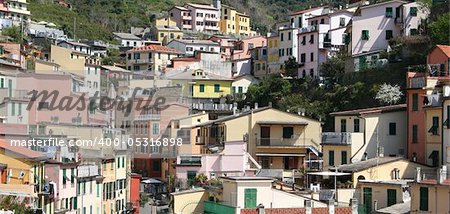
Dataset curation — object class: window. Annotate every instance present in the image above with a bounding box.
[310,52,314,62]
[70,168,75,184]
[63,169,67,185]
[428,116,439,135]
[362,30,369,40]
[199,84,205,93]
[447,106,450,128]
[187,171,196,185]
[341,119,347,132]
[152,123,159,135]
[339,17,346,27]
[280,33,284,41]
[300,53,306,63]
[410,29,418,35]
[410,7,417,16]
[412,93,418,111]
[282,127,294,138]
[11,103,15,116]
[329,150,335,166]
[389,122,397,135]
[354,119,360,132]
[244,189,257,208]
[214,84,220,92]
[386,7,393,18]
[97,184,100,197]
[387,189,397,207]
[419,187,428,211]
[386,30,393,40]
[238,86,243,94]
[288,32,292,40]
[310,69,314,77]
[412,125,418,144]
[341,151,347,164]
[152,160,160,171]
[309,35,314,44]
[301,36,306,45]
[133,53,140,59]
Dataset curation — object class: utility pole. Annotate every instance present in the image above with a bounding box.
[73,17,76,40]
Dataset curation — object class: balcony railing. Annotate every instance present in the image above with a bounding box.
[256,136,311,147]
[423,94,442,107]
[191,103,233,111]
[131,58,153,64]
[0,88,30,100]
[409,76,425,88]
[204,16,219,22]
[321,132,353,145]
[134,114,161,121]
[182,16,192,20]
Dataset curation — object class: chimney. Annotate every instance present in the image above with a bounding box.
[305,200,312,214]
[350,198,358,214]
[257,204,265,214]
[328,199,335,214]
[416,167,422,182]
[439,165,447,184]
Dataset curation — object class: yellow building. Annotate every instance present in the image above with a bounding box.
[196,107,322,177]
[126,45,182,79]
[49,45,87,77]
[153,17,183,45]
[410,165,449,214]
[333,157,432,188]
[424,105,442,167]
[101,157,117,214]
[267,34,280,74]
[168,69,232,99]
[171,188,209,214]
[219,5,251,36]
[0,140,49,211]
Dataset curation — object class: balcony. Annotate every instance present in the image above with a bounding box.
[191,103,233,112]
[204,16,219,22]
[0,88,30,101]
[131,58,153,64]
[204,25,219,31]
[423,94,442,107]
[182,15,192,20]
[182,24,192,29]
[321,132,363,145]
[256,136,313,147]
[134,114,161,121]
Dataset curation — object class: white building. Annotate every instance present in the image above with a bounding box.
[221,176,327,209]
[348,0,428,71]
[113,32,145,48]
[297,10,352,78]
[288,6,327,29]
[83,63,101,97]
[231,74,259,96]
[277,26,299,71]
[58,41,92,56]
[169,3,220,33]
[77,163,102,214]
[167,39,220,56]
[4,0,31,23]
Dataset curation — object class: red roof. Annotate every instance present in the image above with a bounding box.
[0,140,47,160]
[127,45,182,54]
[435,45,450,58]
[290,6,326,16]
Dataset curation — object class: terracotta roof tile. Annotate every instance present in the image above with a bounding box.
[435,45,450,58]
[127,45,182,54]
[0,140,47,160]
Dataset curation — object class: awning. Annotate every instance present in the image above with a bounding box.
[256,153,306,157]
[256,121,308,125]
[307,171,351,176]
[141,178,163,184]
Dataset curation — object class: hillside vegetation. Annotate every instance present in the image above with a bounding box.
[28,0,344,41]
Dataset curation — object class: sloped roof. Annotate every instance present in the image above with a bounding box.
[169,39,219,46]
[330,104,406,116]
[186,3,218,10]
[113,32,141,40]
[59,40,90,47]
[127,45,182,54]
[290,6,326,16]
[0,140,48,161]
[101,65,131,73]
[434,45,450,58]
[332,157,404,172]
[168,71,232,81]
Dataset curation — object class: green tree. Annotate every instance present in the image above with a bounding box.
[0,196,34,214]
[428,12,450,45]
[2,26,22,43]
[284,56,298,78]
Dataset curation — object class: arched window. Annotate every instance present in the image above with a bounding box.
[357,175,365,180]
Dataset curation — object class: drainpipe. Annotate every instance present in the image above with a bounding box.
[350,115,366,162]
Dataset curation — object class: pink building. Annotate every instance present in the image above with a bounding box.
[12,73,107,126]
[209,35,236,61]
[232,36,267,60]
[175,141,259,182]
[169,3,220,33]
